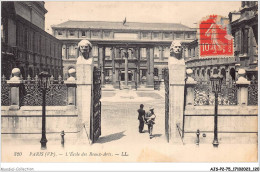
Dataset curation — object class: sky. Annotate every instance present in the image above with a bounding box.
[45,1,241,34]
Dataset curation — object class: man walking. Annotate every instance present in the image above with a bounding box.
[137,104,145,133]
[145,107,156,139]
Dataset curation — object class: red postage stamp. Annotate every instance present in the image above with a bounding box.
[199,15,234,57]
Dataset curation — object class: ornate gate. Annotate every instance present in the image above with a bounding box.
[164,68,169,142]
[91,66,102,143]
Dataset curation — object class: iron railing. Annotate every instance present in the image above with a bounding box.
[1,75,10,106]
[20,75,67,106]
[248,77,258,105]
[164,68,169,142]
[194,80,237,106]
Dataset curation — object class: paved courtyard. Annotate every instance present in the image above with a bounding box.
[98,89,166,146]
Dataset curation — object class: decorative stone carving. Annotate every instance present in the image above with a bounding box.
[170,40,183,60]
[77,39,93,64]
[10,68,21,81]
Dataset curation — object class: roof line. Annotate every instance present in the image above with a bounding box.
[64,19,189,25]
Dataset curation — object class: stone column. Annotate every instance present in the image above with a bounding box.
[98,47,105,85]
[111,47,117,86]
[185,69,197,106]
[64,68,76,109]
[7,68,22,110]
[76,40,94,142]
[236,69,250,106]
[124,51,128,87]
[136,48,140,85]
[146,47,154,88]
[168,41,186,144]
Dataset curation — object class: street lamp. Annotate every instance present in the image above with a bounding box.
[39,71,51,150]
[210,74,223,147]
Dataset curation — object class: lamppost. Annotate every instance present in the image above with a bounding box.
[210,74,223,148]
[39,71,51,150]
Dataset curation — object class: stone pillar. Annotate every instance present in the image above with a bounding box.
[98,47,105,85]
[64,68,76,109]
[76,40,93,142]
[168,41,186,144]
[124,52,128,87]
[7,68,22,110]
[185,69,197,106]
[136,48,140,85]
[146,47,154,88]
[236,69,250,106]
[111,47,117,85]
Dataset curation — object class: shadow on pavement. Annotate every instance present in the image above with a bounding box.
[96,131,126,144]
[152,134,162,138]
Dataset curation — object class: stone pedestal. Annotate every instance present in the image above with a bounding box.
[168,57,186,144]
[76,58,93,141]
[64,68,77,110]
[236,69,250,106]
[7,68,22,110]
[185,69,197,107]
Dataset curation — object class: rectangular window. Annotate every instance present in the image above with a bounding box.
[82,31,86,37]
[154,68,158,76]
[142,32,148,38]
[154,47,159,58]
[141,48,146,59]
[176,33,181,39]
[164,33,170,38]
[186,33,191,38]
[193,47,195,57]
[68,45,76,57]
[153,32,159,39]
[58,30,62,35]
[105,47,111,57]
[104,31,110,37]
[141,69,147,78]
[92,31,99,37]
[69,31,75,36]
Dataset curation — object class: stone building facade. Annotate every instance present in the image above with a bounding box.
[1,1,63,79]
[52,20,196,88]
[184,1,258,83]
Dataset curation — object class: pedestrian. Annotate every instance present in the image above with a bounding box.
[145,107,156,139]
[137,104,145,133]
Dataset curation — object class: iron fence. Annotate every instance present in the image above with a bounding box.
[20,75,67,106]
[1,75,10,106]
[164,68,169,142]
[248,77,258,105]
[194,80,237,106]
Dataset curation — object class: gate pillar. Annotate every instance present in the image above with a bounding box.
[168,41,186,144]
[76,40,93,143]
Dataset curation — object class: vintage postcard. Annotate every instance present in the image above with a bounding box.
[1,1,259,171]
